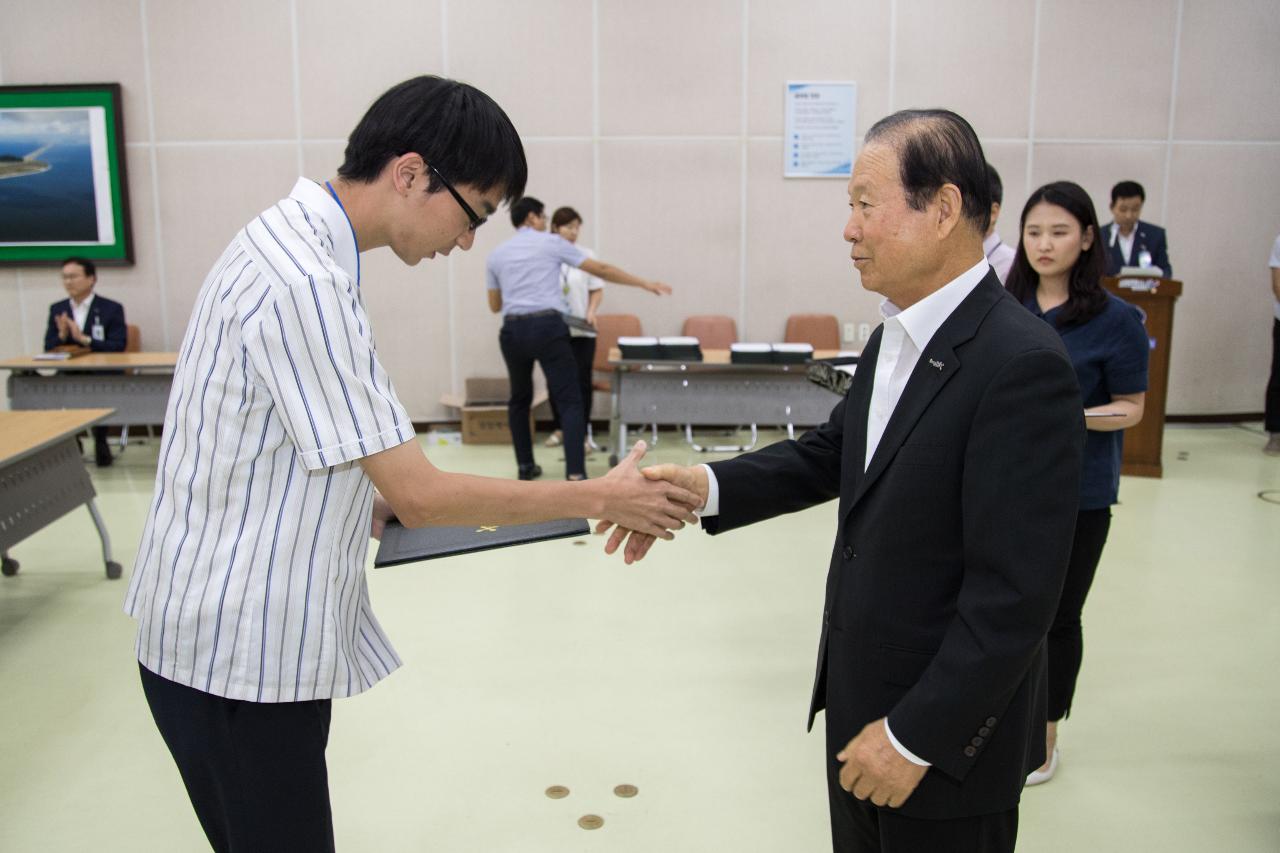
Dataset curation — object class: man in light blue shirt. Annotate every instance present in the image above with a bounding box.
[487,196,671,479]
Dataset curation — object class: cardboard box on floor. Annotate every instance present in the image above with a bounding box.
[440,377,547,445]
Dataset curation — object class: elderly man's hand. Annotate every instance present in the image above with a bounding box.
[595,463,707,563]
[594,442,701,541]
[836,718,928,809]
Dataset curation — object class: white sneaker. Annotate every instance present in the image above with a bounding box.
[1025,747,1059,786]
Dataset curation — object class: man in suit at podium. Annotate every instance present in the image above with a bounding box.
[1101,181,1172,278]
[607,109,1084,852]
[42,256,127,466]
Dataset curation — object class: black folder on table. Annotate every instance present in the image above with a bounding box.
[374,518,592,567]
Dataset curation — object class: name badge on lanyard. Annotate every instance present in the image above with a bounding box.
[91,316,105,342]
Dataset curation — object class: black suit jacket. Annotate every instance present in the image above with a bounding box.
[1101,220,1171,278]
[44,295,127,352]
[704,272,1083,819]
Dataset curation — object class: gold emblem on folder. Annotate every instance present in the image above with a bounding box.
[476,525,499,533]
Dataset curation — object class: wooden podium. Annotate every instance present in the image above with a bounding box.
[1102,275,1182,477]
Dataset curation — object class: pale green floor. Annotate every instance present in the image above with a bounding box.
[1,424,1277,852]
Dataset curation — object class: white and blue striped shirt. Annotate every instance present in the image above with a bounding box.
[125,178,414,702]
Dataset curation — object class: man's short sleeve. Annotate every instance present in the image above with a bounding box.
[245,272,414,471]
[555,237,588,269]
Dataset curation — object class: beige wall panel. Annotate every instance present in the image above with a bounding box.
[598,0,743,136]
[894,0,1035,138]
[0,0,151,142]
[982,141,1029,251]
[450,0,593,139]
[744,140,869,343]
[154,144,299,336]
[1029,143,1166,235]
[746,0,891,138]
[301,141,347,185]
[1174,0,1280,140]
[0,271,26,378]
[1164,144,1280,414]
[147,0,295,141]
[296,0,444,140]
[1035,0,1176,140]
[597,140,741,337]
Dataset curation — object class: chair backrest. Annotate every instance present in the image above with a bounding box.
[125,324,142,353]
[681,314,737,350]
[784,313,840,350]
[593,314,643,372]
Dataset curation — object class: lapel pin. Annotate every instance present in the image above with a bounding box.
[476,525,499,533]
[928,358,944,371]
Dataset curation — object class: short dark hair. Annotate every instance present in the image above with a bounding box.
[864,109,991,234]
[62,256,96,279]
[1006,181,1108,327]
[550,206,581,230]
[338,75,527,204]
[1110,180,1145,205]
[985,162,1003,206]
[509,197,544,228]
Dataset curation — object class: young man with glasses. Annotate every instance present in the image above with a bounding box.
[125,75,701,852]
[486,196,672,480]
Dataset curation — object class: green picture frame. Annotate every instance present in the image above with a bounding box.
[0,83,134,266]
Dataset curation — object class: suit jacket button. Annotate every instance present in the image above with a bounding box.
[985,717,997,727]
[978,726,991,737]
[842,546,854,560]
[963,746,977,757]
[971,736,984,747]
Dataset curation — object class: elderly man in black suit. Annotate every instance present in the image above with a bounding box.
[43,256,128,466]
[601,110,1084,853]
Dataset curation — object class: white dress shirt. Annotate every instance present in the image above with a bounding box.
[125,178,414,703]
[982,231,1016,284]
[1111,223,1136,267]
[700,257,991,766]
[70,293,95,337]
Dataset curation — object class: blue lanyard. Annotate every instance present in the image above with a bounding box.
[325,181,360,287]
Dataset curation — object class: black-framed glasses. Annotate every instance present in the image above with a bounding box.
[429,164,487,232]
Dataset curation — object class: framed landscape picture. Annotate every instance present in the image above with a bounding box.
[0,83,133,266]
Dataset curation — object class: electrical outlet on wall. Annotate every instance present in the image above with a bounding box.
[843,322,856,342]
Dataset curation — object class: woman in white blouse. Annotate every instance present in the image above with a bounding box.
[545,206,604,450]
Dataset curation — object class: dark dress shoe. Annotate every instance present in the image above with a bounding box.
[517,464,542,480]
[95,451,114,468]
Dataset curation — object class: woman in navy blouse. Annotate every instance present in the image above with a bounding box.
[1005,181,1149,786]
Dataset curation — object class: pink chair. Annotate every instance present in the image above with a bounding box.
[784,313,840,350]
[681,315,738,350]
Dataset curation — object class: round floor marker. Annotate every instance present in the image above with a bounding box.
[545,785,570,799]
[613,783,639,798]
[578,814,604,830]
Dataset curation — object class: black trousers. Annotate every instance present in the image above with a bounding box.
[139,664,336,853]
[548,335,597,434]
[1266,318,1280,433]
[824,751,1018,852]
[1046,507,1112,721]
[498,314,585,477]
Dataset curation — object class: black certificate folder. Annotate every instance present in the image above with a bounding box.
[374,518,592,568]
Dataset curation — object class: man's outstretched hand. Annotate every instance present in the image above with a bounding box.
[595,463,708,563]
[594,443,702,541]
